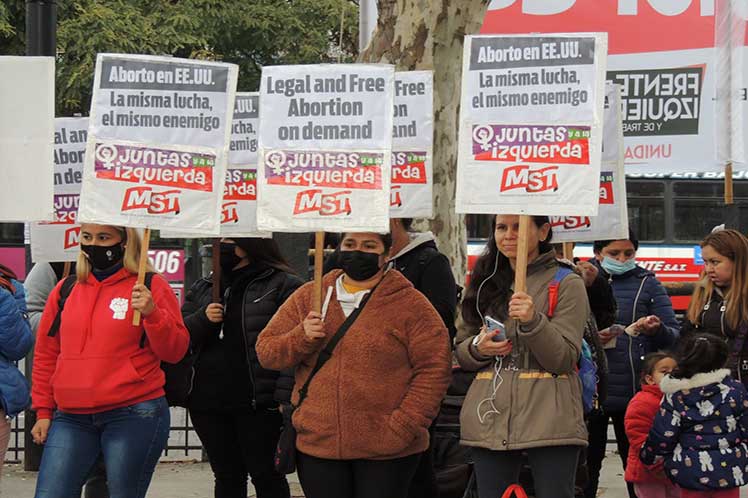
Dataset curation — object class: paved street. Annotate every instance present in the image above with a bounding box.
[0,449,663,498]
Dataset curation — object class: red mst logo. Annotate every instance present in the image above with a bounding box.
[293,189,352,216]
[121,187,181,215]
[221,202,239,224]
[500,165,559,193]
[64,226,81,249]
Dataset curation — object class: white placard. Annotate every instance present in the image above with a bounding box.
[163,93,269,239]
[257,64,395,232]
[551,84,629,243]
[456,34,608,216]
[0,57,55,222]
[390,71,433,218]
[480,2,741,175]
[78,54,238,234]
[31,118,89,262]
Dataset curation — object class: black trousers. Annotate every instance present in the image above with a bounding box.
[407,426,439,498]
[189,408,290,498]
[472,445,581,498]
[585,410,637,498]
[297,451,421,498]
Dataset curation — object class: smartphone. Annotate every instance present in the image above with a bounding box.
[484,316,507,342]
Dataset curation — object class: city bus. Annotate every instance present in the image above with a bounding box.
[467,175,748,312]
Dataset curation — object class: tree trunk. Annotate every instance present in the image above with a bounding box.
[359,0,490,285]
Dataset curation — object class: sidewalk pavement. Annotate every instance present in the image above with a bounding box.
[6,450,748,497]
[2,449,645,498]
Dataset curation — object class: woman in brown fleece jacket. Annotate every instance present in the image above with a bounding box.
[256,232,451,498]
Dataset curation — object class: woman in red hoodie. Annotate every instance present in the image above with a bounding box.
[624,352,679,498]
[30,224,189,498]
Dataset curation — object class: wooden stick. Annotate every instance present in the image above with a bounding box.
[211,239,221,303]
[514,215,531,294]
[562,242,574,261]
[313,231,325,313]
[726,162,734,205]
[132,228,151,326]
[62,261,71,279]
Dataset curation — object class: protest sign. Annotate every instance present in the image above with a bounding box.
[455,33,608,216]
[257,64,395,232]
[77,54,238,234]
[0,57,55,222]
[163,93,269,238]
[480,1,747,174]
[31,118,88,262]
[390,71,433,218]
[551,84,629,243]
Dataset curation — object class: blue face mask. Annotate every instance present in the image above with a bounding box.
[601,256,637,276]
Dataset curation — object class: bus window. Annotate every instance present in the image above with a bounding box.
[673,201,725,242]
[626,180,665,242]
[0,223,24,246]
[674,181,732,242]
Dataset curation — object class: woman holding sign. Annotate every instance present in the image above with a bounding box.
[256,232,452,498]
[455,215,590,498]
[181,237,303,498]
[30,224,189,498]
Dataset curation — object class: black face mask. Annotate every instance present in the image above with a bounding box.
[219,243,242,273]
[339,250,382,281]
[81,243,124,271]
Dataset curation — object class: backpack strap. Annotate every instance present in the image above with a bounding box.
[139,272,156,348]
[48,275,78,338]
[547,266,574,319]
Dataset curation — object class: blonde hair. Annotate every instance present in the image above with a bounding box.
[77,227,156,282]
[687,229,748,330]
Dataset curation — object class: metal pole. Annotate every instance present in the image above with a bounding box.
[26,0,57,57]
[24,0,56,472]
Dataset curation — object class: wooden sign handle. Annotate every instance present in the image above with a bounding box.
[513,215,531,294]
[726,162,734,205]
[313,231,325,313]
[132,228,151,326]
[562,242,574,261]
[211,239,221,303]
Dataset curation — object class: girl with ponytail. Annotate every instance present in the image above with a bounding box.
[641,334,748,498]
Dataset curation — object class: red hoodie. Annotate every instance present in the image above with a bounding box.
[624,384,668,483]
[32,268,189,419]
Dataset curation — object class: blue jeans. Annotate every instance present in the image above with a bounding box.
[34,397,170,498]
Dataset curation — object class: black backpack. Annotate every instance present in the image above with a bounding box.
[49,272,191,407]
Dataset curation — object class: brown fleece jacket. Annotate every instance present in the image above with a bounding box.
[256,269,451,461]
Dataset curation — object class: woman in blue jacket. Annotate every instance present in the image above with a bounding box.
[0,263,33,474]
[584,231,680,498]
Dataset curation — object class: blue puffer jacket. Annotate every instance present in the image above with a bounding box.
[593,262,680,412]
[641,370,748,491]
[0,279,33,418]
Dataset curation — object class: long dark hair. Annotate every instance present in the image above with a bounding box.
[234,238,296,275]
[461,215,553,327]
[671,333,728,380]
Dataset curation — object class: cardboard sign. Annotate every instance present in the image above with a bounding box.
[390,71,433,218]
[257,64,395,232]
[163,93,270,238]
[0,57,55,222]
[31,118,88,262]
[480,1,744,174]
[551,84,629,242]
[456,33,608,216]
[78,54,238,234]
